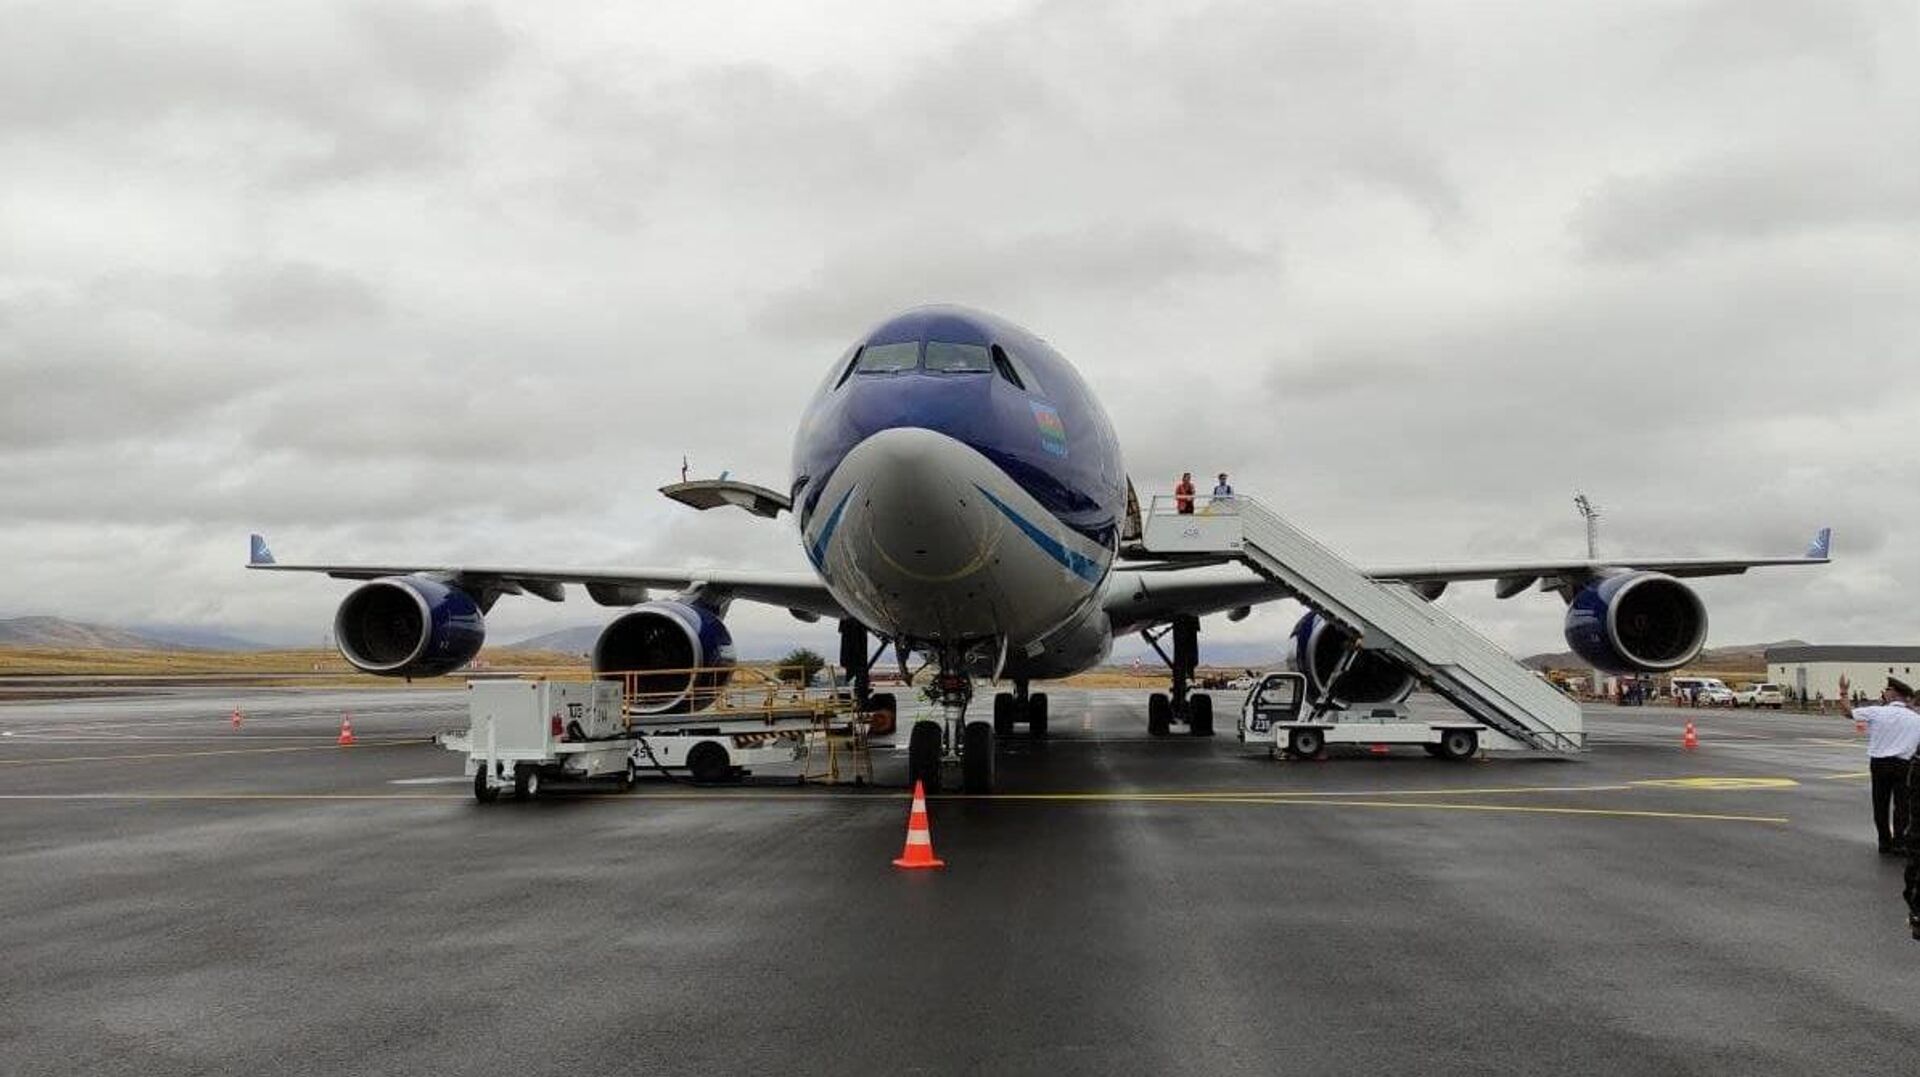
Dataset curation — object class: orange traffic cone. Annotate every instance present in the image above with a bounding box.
[1682,721,1699,751]
[1370,743,1390,756]
[891,780,945,869]
[230,707,243,729]
[337,714,356,747]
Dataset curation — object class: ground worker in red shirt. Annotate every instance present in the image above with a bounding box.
[1175,472,1195,514]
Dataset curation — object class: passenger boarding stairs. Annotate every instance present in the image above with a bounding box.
[1139,496,1584,753]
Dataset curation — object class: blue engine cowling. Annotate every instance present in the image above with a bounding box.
[334,575,485,678]
[1564,572,1707,673]
[1290,612,1415,706]
[591,600,737,713]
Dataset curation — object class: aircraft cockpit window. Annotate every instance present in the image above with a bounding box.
[853,341,921,374]
[831,350,862,389]
[923,341,994,373]
[990,345,1024,389]
[1001,346,1043,395]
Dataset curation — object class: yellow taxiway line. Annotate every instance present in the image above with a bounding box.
[0,789,1788,823]
[0,741,425,766]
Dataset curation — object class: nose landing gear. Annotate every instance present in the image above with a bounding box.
[907,664,998,794]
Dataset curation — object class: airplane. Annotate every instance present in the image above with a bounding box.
[249,304,1831,792]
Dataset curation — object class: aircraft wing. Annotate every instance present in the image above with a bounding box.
[1105,566,1291,633]
[1106,528,1831,628]
[1365,526,1831,596]
[245,535,844,620]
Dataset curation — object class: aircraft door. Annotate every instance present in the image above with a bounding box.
[1122,476,1142,544]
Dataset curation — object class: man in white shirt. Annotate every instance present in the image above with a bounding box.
[1851,677,1920,855]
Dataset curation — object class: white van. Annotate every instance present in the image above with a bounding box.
[1670,676,1733,706]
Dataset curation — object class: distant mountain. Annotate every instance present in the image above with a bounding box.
[124,624,268,651]
[1522,640,1807,673]
[0,616,182,650]
[503,625,601,655]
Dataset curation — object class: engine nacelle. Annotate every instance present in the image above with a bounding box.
[1290,612,1415,706]
[334,575,485,678]
[591,601,736,713]
[1564,572,1707,673]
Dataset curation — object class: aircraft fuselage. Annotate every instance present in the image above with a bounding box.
[790,306,1126,678]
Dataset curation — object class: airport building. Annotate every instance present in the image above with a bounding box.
[1765,645,1920,701]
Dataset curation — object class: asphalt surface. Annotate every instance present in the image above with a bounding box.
[1,686,1915,1075]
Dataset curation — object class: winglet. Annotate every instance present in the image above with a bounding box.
[1806,527,1832,560]
[249,533,276,566]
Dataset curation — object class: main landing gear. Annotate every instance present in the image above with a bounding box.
[840,620,898,736]
[906,661,997,795]
[1141,615,1214,738]
[991,679,1049,740]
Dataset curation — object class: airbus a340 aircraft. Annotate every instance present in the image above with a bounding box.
[250,305,1829,792]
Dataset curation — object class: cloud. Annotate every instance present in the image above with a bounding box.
[2,0,1915,659]
[758,223,1275,341]
[1575,144,1920,261]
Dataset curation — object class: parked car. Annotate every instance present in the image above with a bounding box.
[1733,683,1786,709]
[1696,683,1736,706]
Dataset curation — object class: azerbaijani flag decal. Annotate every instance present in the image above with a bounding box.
[1030,401,1068,457]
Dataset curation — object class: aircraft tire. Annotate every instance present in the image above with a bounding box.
[687,741,732,784]
[472,767,498,804]
[1148,693,1171,737]
[908,720,944,794]
[993,693,1014,737]
[1437,729,1478,761]
[1029,693,1049,739]
[868,692,898,737]
[1189,694,1214,737]
[962,721,994,794]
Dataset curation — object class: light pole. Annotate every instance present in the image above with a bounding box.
[1573,493,1600,559]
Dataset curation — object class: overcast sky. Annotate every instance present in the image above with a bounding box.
[2,0,1915,659]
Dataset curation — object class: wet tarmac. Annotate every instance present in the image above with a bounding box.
[1,686,1914,1074]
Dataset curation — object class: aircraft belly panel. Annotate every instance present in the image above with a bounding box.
[811,426,1108,649]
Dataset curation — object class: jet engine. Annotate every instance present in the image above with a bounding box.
[1290,612,1415,705]
[591,601,737,713]
[334,575,485,678]
[1563,572,1707,673]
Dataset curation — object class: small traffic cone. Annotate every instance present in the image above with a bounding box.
[230,707,243,730]
[1855,716,1867,735]
[337,714,356,747]
[891,780,945,869]
[1682,721,1699,751]
[1370,743,1390,756]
